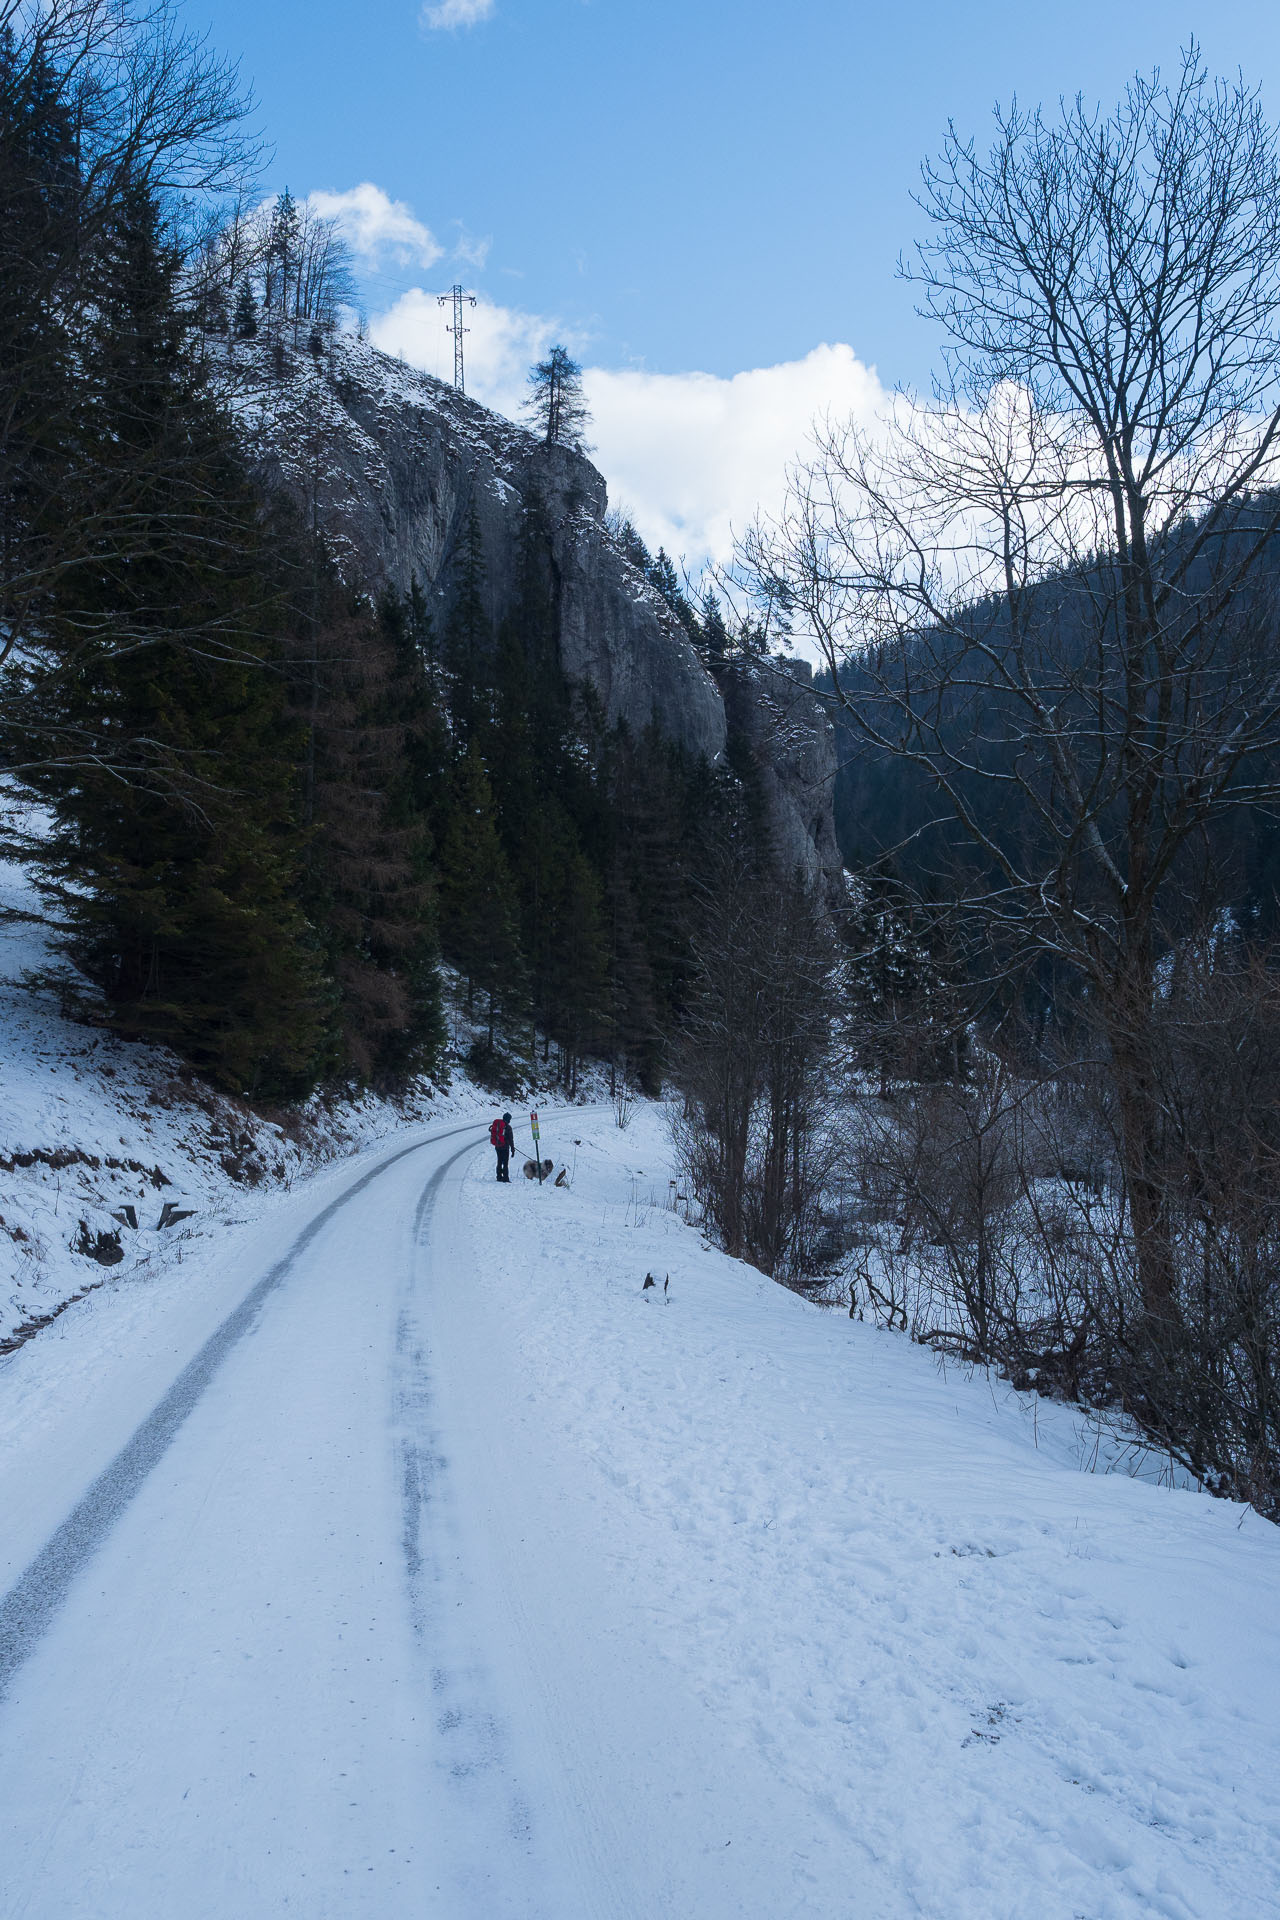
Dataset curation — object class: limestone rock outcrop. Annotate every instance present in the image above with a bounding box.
[244,334,840,889]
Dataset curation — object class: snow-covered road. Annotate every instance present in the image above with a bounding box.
[0,1116,871,1919]
[2,1107,1279,1919]
[1,1121,492,1916]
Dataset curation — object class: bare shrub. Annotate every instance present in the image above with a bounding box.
[846,1059,1033,1355]
[845,949,1280,1517]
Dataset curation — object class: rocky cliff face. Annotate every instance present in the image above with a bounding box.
[242,333,840,889]
[736,657,844,885]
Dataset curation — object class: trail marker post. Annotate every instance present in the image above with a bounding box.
[530,1109,544,1183]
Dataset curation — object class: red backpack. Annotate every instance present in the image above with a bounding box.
[489,1117,504,1147]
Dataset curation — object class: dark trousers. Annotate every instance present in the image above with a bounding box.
[496,1145,511,1182]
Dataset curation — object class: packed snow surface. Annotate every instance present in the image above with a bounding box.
[1,1103,1278,1918]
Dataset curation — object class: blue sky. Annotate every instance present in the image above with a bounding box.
[198,0,1280,564]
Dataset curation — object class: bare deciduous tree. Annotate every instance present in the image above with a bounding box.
[672,835,837,1280]
[745,49,1280,1322]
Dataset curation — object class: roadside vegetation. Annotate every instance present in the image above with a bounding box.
[702,50,1280,1519]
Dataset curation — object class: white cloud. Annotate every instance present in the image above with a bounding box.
[451,228,492,270]
[420,0,493,28]
[370,288,888,578]
[585,347,887,571]
[309,184,442,269]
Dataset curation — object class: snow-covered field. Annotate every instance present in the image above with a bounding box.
[1,1092,1277,1918]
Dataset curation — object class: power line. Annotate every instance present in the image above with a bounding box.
[438,283,477,393]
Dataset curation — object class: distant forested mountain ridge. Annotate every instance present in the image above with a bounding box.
[820,506,1280,958]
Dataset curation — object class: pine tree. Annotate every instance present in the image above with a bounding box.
[523,344,590,449]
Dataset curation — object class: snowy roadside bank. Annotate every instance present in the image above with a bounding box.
[0,831,582,1355]
[457,1102,1280,1920]
[0,955,476,1357]
[0,834,447,1351]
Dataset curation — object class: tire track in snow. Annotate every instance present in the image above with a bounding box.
[399,1129,693,1920]
[395,1142,548,1919]
[0,1122,483,1702]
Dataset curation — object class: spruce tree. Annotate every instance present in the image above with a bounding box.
[697,590,729,671]
[441,501,493,750]
[612,515,651,572]
[540,841,609,1092]
[604,862,661,1094]
[288,580,446,1090]
[233,278,257,338]
[263,187,300,321]
[646,547,697,630]
[0,30,85,692]
[23,184,328,1095]
[523,344,591,449]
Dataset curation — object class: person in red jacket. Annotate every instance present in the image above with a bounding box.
[489,1111,515,1182]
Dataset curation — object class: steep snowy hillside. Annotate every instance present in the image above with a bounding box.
[459,1107,1280,1917]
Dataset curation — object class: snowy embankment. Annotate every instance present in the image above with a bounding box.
[0,835,480,1351]
[457,1104,1280,1919]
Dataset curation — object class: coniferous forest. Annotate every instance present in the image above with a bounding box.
[0,0,782,1108]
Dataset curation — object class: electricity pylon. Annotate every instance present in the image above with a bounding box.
[438,284,477,392]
